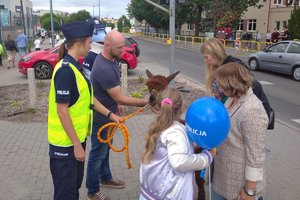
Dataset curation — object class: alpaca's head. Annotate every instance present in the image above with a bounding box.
[145,69,180,106]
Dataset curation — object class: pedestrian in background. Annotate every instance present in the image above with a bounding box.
[280,26,290,41]
[139,88,214,200]
[0,42,3,66]
[271,28,280,43]
[212,62,268,200]
[48,21,120,200]
[86,30,148,200]
[16,30,28,57]
[56,33,60,44]
[4,34,17,69]
[41,29,46,43]
[255,30,261,50]
[265,30,271,47]
[241,31,251,52]
[34,36,41,51]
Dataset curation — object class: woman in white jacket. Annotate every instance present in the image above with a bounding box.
[139,88,214,200]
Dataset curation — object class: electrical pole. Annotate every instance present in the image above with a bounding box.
[20,0,26,35]
[144,0,176,87]
[169,0,175,87]
[99,0,100,19]
[50,0,54,47]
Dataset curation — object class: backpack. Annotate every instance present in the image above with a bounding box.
[223,56,275,129]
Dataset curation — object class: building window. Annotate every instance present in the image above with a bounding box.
[187,23,194,30]
[274,0,282,5]
[275,21,280,30]
[282,21,288,29]
[237,20,244,31]
[248,19,256,31]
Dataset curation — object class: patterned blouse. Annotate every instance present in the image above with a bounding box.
[213,88,268,199]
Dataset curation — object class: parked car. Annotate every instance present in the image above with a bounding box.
[18,42,138,79]
[18,45,61,79]
[125,36,140,57]
[89,17,138,70]
[248,41,300,81]
[118,44,138,70]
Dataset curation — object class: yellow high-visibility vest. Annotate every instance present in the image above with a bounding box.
[48,60,93,147]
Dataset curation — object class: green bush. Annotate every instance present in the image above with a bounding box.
[288,7,300,40]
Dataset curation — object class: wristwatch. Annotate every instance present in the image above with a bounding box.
[244,187,256,196]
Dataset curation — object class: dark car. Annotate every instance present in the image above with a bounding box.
[248,41,300,81]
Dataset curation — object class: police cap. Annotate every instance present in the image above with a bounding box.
[61,21,94,41]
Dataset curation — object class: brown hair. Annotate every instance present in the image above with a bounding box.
[142,88,183,164]
[214,62,253,98]
[58,38,88,60]
[200,38,228,95]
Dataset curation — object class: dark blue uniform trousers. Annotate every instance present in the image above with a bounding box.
[49,142,86,200]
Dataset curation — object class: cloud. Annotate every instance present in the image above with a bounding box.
[31,0,130,19]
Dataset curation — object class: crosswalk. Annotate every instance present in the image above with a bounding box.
[259,80,300,125]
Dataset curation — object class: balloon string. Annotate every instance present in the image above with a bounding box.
[209,165,212,200]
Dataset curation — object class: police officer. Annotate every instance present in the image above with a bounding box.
[48,21,120,200]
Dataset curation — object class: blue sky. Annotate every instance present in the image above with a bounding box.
[31,0,131,19]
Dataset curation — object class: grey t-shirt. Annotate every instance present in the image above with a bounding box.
[91,53,120,123]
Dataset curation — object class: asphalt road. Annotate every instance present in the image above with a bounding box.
[134,37,300,129]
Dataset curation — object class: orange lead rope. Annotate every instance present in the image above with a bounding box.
[97,107,144,169]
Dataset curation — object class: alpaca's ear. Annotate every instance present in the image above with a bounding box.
[146,69,154,78]
[167,71,180,83]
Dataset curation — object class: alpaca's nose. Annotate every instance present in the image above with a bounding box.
[149,95,155,102]
[148,95,157,106]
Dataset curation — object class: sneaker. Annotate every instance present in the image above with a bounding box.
[87,191,110,200]
[100,177,125,189]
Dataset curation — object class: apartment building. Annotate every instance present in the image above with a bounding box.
[180,0,299,39]
[241,0,299,39]
[0,0,34,41]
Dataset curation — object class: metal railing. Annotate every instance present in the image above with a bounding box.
[131,31,277,52]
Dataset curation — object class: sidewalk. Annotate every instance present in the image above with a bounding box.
[0,39,299,200]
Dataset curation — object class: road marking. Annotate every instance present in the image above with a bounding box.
[291,119,300,124]
[259,81,274,85]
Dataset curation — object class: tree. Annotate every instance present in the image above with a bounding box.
[204,0,263,30]
[127,0,169,31]
[288,6,300,40]
[176,0,210,36]
[106,22,115,29]
[40,13,61,31]
[68,10,91,22]
[117,15,131,32]
[128,0,263,36]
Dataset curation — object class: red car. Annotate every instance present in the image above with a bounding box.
[18,43,138,79]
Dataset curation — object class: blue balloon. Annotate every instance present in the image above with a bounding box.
[185,96,230,149]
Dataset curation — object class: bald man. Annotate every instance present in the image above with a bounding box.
[86,30,148,200]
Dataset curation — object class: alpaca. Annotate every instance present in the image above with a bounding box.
[145,69,180,106]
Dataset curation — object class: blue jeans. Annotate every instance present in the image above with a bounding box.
[86,121,113,195]
[211,188,263,200]
[18,47,27,57]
